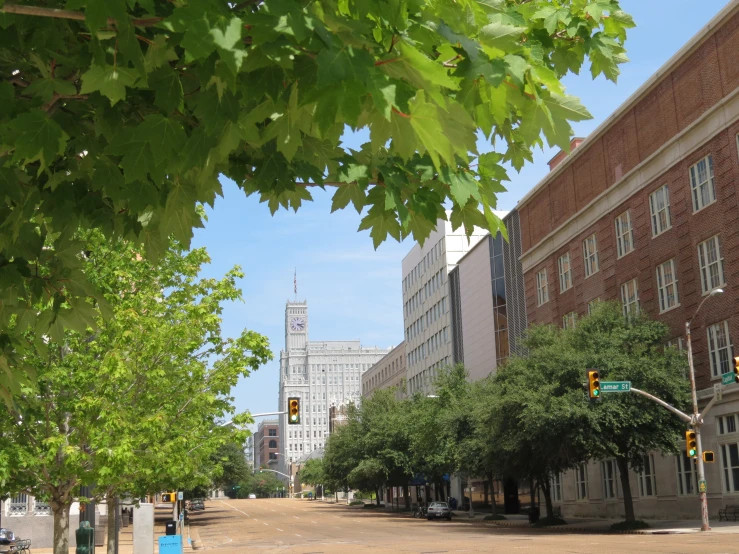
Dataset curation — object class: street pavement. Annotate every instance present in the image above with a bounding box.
[182,498,739,553]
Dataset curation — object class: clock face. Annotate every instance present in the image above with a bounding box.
[290,317,305,331]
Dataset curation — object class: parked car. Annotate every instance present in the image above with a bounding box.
[0,527,16,545]
[426,502,452,521]
[248,494,257,499]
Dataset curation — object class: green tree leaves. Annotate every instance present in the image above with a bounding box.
[0,0,635,390]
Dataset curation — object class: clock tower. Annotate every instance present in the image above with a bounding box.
[285,301,308,350]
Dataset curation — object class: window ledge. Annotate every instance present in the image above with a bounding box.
[659,303,681,315]
[651,226,673,239]
[616,249,635,261]
[692,198,717,215]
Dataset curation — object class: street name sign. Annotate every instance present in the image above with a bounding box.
[722,372,735,386]
[600,381,631,393]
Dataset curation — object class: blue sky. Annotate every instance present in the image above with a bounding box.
[190,0,730,428]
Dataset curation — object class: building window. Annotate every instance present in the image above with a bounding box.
[676,453,697,496]
[667,337,685,351]
[268,429,277,437]
[33,499,51,516]
[269,452,277,460]
[649,185,672,237]
[552,473,562,503]
[707,321,733,378]
[582,234,599,278]
[717,413,738,436]
[614,211,634,258]
[689,155,716,212]
[656,259,679,312]
[562,312,577,330]
[536,269,549,306]
[720,442,739,492]
[697,235,726,295]
[575,464,588,500]
[268,440,277,448]
[8,493,28,516]
[620,278,639,317]
[638,454,657,497]
[558,253,572,292]
[601,460,618,499]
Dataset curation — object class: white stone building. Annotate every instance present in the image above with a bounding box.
[401,217,499,394]
[277,300,390,477]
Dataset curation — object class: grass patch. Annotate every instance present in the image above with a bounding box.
[363,503,380,509]
[349,500,365,506]
[483,514,507,521]
[533,516,567,527]
[610,520,650,531]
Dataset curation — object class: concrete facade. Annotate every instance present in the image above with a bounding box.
[515,1,739,519]
[0,496,83,548]
[402,217,494,394]
[277,300,390,478]
[361,342,407,399]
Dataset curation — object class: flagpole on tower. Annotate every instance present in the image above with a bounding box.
[294,268,297,302]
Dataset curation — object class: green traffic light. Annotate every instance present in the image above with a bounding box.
[689,449,697,457]
[593,389,600,396]
[290,415,297,421]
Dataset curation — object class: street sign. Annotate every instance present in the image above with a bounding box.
[177,491,183,501]
[722,372,735,386]
[600,381,631,393]
[699,479,707,493]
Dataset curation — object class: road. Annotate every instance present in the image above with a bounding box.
[188,499,739,553]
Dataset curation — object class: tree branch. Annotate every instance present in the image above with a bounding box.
[0,4,164,26]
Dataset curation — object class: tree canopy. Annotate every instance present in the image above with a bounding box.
[0,0,634,385]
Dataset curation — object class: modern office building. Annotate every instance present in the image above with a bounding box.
[361,342,407,399]
[277,299,390,477]
[516,1,739,518]
[402,217,496,394]
[244,434,255,471]
[448,210,527,381]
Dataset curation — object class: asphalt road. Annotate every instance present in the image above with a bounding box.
[188,499,739,553]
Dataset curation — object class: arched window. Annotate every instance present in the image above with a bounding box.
[269,440,277,448]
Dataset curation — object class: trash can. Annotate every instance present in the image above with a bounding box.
[528,506,540,524]
[75,522,95,554]
[165,520,178,536]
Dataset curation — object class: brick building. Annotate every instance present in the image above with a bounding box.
[255,419,279,468]
[516,1,739,519]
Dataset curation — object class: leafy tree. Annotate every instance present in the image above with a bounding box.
[248,469,284,498]
[571,302,690,522]
[298,458,325,490]
[0,0,635,387]
[210,442,251,495]
[0,236,271,554]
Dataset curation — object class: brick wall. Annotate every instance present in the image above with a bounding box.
[526,124,739,389]
[519,10,739,252]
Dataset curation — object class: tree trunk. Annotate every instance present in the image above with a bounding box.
[107,497,116,554]
[529,477,535,513]
[483,480,489,507]
[540,478,553,519]
[487,472,497,516]
[403,485,410,509]
[376,487,381,506]
[616,457,635,522]
[51,499,71,554]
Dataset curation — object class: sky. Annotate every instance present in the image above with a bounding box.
[190,0,731,430]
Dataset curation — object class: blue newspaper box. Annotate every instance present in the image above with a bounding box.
[158,535,183,554]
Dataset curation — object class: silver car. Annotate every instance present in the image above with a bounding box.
[426,501,452,521]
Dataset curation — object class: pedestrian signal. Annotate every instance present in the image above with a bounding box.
[733,356,739,383]
[703,451,715,463]
[288,397,300,425]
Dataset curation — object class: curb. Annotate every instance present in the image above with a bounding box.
[486,520,714,535]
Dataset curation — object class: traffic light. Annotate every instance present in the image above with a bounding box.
[733,356,739,383]
[587,370,601,399]
[161,492,176,502]
[288,397,300,425]
[703,451,715,463]
[686,430,697,458]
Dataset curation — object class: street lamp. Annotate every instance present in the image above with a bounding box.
[685,287,723,532]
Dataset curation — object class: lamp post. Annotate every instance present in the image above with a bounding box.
[685,287,723,532]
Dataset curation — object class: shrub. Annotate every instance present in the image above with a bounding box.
[484,514,507,521]
[533,516,567,527]
[610,520,650,531]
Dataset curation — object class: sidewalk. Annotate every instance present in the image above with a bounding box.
[481,513,739,534]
